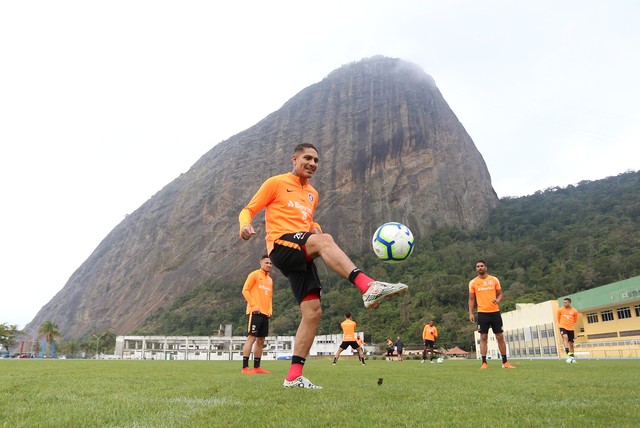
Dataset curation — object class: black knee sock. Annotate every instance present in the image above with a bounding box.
[254,358,261,368]
[348,268,362,283]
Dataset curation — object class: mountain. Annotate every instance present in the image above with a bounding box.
[133,170,640,352]
[27,56,498,340]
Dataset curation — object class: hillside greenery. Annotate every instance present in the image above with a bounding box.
[133,171,640,352]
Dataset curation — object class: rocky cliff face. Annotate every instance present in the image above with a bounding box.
[28,56,498,339]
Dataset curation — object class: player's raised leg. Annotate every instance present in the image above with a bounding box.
[304,233,408,308]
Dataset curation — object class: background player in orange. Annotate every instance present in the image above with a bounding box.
[468,259,515,369]
[239,143,408,389]
[356,334,367,363]
[385,338,394,362]
[333,313,365,365]
[557,297,579,359]
[241,254,273,375]
[421,320,438,363]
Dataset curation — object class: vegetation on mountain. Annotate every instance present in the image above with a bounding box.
[134,170,640,351]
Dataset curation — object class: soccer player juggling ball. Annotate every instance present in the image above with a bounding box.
[239,143,408,389]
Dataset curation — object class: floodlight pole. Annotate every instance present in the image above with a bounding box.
[93,334,100,359]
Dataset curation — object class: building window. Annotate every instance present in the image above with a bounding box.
[634,304,640,317]
[601,310,614,321]
[532,330,539,339]
[617,307,632,320]
[547,329,555,337]
[541,330,547,338]
[587,313,599,323]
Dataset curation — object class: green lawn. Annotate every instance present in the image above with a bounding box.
[1,358,638,427]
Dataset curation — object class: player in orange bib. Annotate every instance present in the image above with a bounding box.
[557,297,579,358]
[239,143,408,389]
[421,320,438,363]
[241,254,273,375]
[333,313,366,365]
[468,259,515,369]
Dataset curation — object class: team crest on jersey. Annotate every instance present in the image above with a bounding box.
[308,193,314,203]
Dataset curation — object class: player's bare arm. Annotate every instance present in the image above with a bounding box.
[492,288,503,305]
[468,294,476,323]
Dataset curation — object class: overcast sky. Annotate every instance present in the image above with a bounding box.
[1,1,638,331]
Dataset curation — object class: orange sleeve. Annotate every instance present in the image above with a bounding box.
[242,271,258,314]
[238,178,277,232]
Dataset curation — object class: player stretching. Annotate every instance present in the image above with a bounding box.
[333,313,366,366]
[239,143,408,389]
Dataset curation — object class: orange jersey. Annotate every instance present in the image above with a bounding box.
[242,269,273,317]
[239,173,321,254]
[356,337,367,347]
[422,325,438,341]
[557,306,578,330]
[340,319,357,341]
[469,274,501,313]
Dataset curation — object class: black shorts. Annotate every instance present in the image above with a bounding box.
[386,347,394,356]
[424,340,435,348]
[339,341,360,351]
[247,313,269,337]
[477,312,503,334]
[560,328,575,343]
[269,232,321,304]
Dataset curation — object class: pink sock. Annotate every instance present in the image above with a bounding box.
[353,272,374,294]
[286,363,304,381]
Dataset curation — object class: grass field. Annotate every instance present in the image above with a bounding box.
[1,358,639,427]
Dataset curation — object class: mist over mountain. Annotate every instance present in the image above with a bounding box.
[27,56,498,340]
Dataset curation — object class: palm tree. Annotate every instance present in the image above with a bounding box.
[38,321,61,357]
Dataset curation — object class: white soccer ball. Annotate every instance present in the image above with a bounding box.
[565,356,576,364]
[436,357,444,364]
[372,222,415,262]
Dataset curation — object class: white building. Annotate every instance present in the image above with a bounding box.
[114,332,368,360]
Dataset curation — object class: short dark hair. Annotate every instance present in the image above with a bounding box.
[564,297,572,303]
[294,143,318,154]
[345,312,351,318]
[475,259,486,267]
[261,254,270,260]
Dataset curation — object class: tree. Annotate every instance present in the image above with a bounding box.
[38,321,61,356]
[0,323,20,352]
